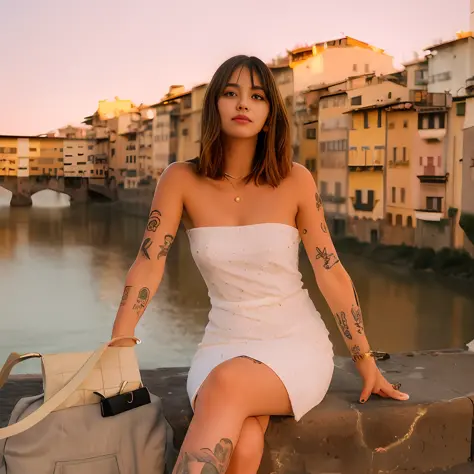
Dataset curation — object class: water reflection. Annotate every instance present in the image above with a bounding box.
[0,190,473,374]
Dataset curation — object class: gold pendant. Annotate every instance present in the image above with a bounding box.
[234,196,241,203]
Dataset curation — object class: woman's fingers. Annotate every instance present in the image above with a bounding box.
[381,380,410,401]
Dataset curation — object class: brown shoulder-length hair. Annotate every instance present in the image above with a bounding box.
[196,55,292,187]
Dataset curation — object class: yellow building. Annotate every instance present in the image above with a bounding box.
[385,103,417,230]
[37,138,64,177]
[0,137,19,177]
[347,104,387,229]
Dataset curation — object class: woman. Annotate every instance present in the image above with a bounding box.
[112,55,409,474]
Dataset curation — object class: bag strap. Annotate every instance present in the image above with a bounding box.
[0,336,140,440]
[0,352,42,390]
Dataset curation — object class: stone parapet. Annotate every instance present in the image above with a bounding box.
[2,351,473,473]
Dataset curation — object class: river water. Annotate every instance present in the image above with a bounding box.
[1,189,473,374]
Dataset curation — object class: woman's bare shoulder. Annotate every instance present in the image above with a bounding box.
[160,160,198,185]
[287,162,317,192]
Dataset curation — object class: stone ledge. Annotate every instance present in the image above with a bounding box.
[1,351,473,474]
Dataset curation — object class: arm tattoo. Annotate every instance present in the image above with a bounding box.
[146,209,161,232]
[351,345,361,357]
[335,311,352,340]
[315,247,340,269]
[174,438,233,474]
[315,192,323,211]
[140,238,152,260]
[303,228,308,235]
[351,305,364,334]
[351,279,361,307]
[321,222,328,233]
[157,234,174,259]
[132,287,150,316]
[120,286,132,307]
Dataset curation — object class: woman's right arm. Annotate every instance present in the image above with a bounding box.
[111,163,187,342]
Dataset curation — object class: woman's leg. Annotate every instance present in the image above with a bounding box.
[174,358,291,474]
[227,416,269,474]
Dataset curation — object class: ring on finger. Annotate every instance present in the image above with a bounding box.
[392,382,402,390]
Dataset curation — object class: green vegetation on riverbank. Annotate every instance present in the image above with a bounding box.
[335,237,474,281]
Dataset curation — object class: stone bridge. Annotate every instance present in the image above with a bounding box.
[0,176,117,206]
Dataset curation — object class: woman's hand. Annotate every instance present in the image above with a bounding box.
[355,358,410,404]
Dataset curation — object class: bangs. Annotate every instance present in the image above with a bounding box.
[218,57,271,103]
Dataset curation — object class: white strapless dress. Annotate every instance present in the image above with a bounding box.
[185,223,334,421]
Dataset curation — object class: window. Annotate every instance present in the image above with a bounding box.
[88,145,94,150]
[182,128,189,136]
[29,147,37,152]
[305,158,316,172]
[353,64,358,72]
[351,96,362,106]
[320,181,328,196]
[402,147,407,162]
[363,111,369,129]
[388,92,392,99]
[183,95,192,109]
[395,214,403,226]
[401,188,406,203]
[437,156,441,167]
[393,147,397,162]
[377,109,382,128]
[415,69,428,85]
[403,120,408,128]
[426,197,442,212]
[407,216,413,227]
[386,213,393,225]
[419,156,423,166]
[306,128,317,140]
[335,182,342,197]
[320,142,326,153]
[456,102,466,116]
[364,64,370,73]
[392,187,396,203]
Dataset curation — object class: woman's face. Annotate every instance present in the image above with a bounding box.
[217,66,270,139]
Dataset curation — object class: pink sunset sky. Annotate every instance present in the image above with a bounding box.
[0,0,470,136]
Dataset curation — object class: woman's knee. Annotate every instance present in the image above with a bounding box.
[197,360,246,407]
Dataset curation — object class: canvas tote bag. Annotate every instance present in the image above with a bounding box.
[0,336,176,474]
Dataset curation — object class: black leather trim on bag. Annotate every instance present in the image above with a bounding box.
[98,387,151,418]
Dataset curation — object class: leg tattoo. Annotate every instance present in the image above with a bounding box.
[175,438,233,474]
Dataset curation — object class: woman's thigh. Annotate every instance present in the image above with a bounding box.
[194,357,292,418]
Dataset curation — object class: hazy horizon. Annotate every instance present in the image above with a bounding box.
[0,0,469,136]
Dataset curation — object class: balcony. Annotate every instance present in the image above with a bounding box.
[415,209,444,222]
[349,164,383,172]
[388,160,410,168]
[417,170,448,184]
[418,128,446,140]
[410,91,451,109]
[466,76,474,95]
[322,194,346,204]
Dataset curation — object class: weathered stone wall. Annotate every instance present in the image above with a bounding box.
[380,222,416,247]
[2,351,473,473]
[414,220,451,251]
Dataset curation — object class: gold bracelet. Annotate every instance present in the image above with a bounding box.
[352,350,376,363]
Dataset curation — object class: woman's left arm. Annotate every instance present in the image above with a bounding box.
[294,165,409,403]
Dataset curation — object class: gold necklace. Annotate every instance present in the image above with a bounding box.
[223,173,243,203]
